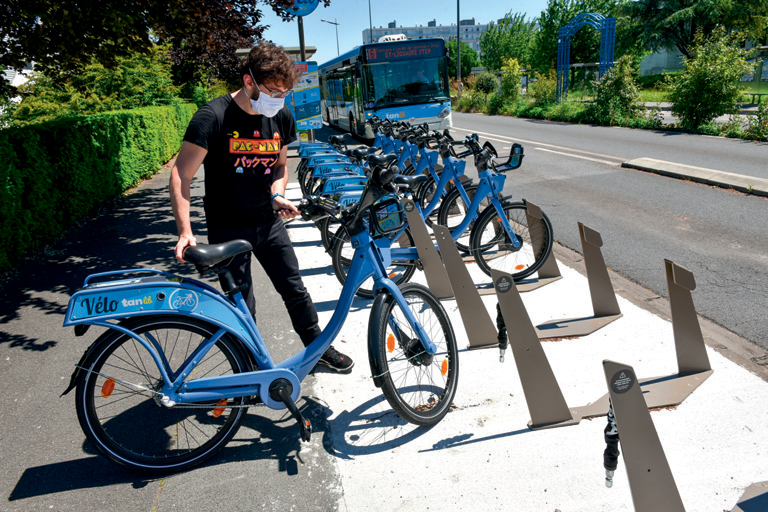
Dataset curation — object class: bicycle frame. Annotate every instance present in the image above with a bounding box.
[63,229,436,412]
[384,166,519,263]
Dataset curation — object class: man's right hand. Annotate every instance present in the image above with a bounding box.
[175,234,197,263]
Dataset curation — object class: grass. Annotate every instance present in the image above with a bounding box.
[639,89,668,102]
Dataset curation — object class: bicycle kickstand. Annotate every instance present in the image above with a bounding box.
[269,379,312,442]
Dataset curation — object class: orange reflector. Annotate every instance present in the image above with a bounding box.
[441,359,448,376]
[212,399,227,418]
[515,264,526,271]
[389,272,398,279]
[497,217,502,223]
[101,378,115,398]
[387,333,395,353]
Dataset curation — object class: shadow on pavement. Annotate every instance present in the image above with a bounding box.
[0,168,209,349]
[8,396,334,500]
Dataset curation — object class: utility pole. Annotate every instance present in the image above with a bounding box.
[457,0,462,97]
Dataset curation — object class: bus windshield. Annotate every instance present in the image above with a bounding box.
[362,57,450,110]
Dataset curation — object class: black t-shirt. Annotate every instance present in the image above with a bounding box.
[183,94,297,228]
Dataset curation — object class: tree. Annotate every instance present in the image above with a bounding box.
[447,39,480,81]
[623,0,768,57]
[528,0,644,75]
[479,12,536,71]
[668,27,754,128]
[10,45,180,126]
[0,0,327,94]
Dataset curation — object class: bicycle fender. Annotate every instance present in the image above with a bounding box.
[60,318,134,397]
[367,289,392,388]
[63,275,256,348]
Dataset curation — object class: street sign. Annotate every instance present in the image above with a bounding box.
[290,62,322,130]
[286,0,320,17]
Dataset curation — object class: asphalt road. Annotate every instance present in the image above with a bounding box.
[451,111,768,350]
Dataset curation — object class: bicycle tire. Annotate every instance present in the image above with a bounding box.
[436,184,490,253]
[75,316,251,473]
[298,160,310,194]
[469,200,553,280]
[369,283,458,426]
[414,173,441,227]
[331,226,417,299]
[319,216,343,252]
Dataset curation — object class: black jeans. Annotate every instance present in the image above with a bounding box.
[207,217,321,347]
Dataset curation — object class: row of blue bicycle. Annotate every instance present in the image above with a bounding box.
[297,117,554,298]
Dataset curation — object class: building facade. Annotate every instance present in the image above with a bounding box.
[363,18,488,55]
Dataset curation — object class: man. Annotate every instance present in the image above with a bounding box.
[411,69,430,83]
[170,41,353,372]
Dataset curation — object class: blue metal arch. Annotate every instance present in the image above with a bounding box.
[556,13,616,102]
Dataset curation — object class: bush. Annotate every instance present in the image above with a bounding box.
[475,72,500,97]
[527,69,557,107]
[587,55,644,125]
[500,57,523,103]
[487,92,505,115]
[0,103,196,271]
[744,102,768,141]
[667,27,754,129]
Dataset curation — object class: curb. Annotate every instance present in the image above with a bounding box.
[622,157,768,197]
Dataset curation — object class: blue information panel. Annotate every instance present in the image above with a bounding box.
[291,62,322,130]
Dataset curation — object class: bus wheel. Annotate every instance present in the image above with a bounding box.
[349,113,357,135]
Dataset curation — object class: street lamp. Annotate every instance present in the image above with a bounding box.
[321,19,340,56]
[368,0,373,43]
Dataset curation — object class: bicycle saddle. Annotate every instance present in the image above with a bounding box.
[393,174,429,188]
[348,147,371,161]
[328,134,348,146]
[368,153,398,168]
[184,239,253,273]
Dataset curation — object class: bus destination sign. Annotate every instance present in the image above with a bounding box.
[364,40,443,63]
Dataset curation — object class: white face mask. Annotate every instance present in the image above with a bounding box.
[250,94,285,118]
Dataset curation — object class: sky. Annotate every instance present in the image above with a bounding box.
[257,0,551,66]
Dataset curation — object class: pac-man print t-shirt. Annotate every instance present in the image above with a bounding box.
[183,94,297,228]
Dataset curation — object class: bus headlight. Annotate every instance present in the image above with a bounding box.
[438,106,451,119]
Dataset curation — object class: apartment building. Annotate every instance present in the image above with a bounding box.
[363,18,488,54]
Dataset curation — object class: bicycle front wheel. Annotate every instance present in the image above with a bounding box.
[75,316,250,473]
[469,200,553,280]
[436,184,490,253]
[370,283,458,426]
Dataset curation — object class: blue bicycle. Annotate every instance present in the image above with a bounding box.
[61,161,458,473]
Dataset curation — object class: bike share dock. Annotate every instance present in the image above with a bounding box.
[284,144,768,511]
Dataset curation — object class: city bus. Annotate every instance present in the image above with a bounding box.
[319,37,452,139]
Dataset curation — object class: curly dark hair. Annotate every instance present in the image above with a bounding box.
[244,40,299,88]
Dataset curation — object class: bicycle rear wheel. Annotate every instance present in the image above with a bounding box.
[469,200,553,280]
[331,226,417,299]
[369,283,458,425]
[75,316,250,473]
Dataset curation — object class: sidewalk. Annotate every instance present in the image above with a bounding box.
[644,102,762,115]
[285,138,768,511]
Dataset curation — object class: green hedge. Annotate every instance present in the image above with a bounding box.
[0,103,196,272]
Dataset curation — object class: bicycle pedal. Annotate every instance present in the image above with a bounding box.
[269,380,312,443]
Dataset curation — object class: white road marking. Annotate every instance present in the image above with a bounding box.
[451,126,625,165]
